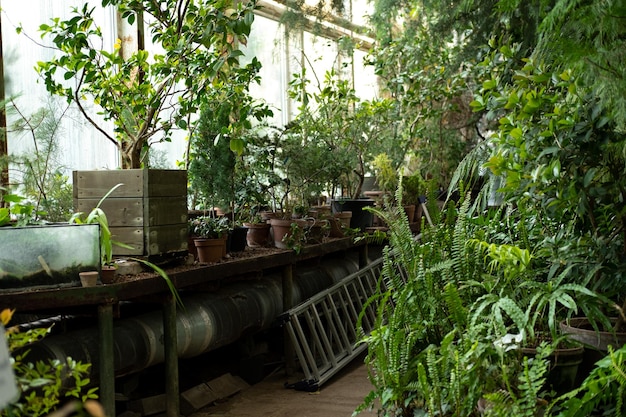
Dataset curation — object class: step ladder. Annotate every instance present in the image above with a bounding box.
[280,258,384,391]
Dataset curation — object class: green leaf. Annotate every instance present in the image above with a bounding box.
[509,127,523,140]
[583,168,596,187]
[230,138,245,154]
[483,79,497,90]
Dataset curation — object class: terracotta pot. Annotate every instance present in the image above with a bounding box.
[269,218,296,249]
[100,265,116,284]
[79,271,99,287]
[403,204,416,223]
[331,199,375,230]
[193,238,225,263]
[306,219,329,244]
[244,223,270,247]
[333,211,352,228]
[311,205,331,219]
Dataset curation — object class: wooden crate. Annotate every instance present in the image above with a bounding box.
[73,169,188,256]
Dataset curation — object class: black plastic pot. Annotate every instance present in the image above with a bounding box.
[227,226,248,252]
[330,199,375,230]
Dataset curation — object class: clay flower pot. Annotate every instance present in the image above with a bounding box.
[79,271,99,287]
[269,218,295,249]
[194,238,225,263]
[244,223,271,247]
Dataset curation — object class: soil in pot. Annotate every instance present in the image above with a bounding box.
[333,211,352,228]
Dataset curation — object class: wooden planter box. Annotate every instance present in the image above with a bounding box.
[73,169,188,257]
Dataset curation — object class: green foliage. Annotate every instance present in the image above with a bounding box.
[1,309,98,417]
[287,67,400,199]
[187,55,273,213]
[189,108,237,211]
[371,153,397,194]
[367,1,479,189]
[0,191,45,227]
[358,195,495,416]
[2,100,74,223]
[69,183,128,266]
[472,41,626,310]
[536,0,626,132]
[36,0,258,168]
[549,344,626,416]
[188,215,230,239]
[481,345,550,417]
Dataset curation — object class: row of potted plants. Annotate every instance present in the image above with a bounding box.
[187,207,355,262]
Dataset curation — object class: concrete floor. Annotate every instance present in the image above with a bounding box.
[190,355,378,417]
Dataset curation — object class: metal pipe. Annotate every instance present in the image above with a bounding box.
[27,253,362,380]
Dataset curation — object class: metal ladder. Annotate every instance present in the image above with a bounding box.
[281,258,384,391]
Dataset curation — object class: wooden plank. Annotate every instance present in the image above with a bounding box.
[180,374,249,415]
[75,197,186,227]
[73,170,144,198]
[145,169,187,197]
[110,227,145,255]
[75,198,144,227]
[145,224,189,255]
[145,197,187,226]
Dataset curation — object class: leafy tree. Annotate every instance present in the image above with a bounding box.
[288,67,399,199]
[2,100,74,222]
[367,0,482,189]
[536,0,626,131]
[35,0,258,168]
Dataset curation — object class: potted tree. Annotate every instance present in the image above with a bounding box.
[36,0,257,256]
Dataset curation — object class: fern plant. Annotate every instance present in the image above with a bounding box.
[548,344,626,416]
[357,188,488,416]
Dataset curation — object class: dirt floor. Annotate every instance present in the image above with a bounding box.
[190,354,378,417]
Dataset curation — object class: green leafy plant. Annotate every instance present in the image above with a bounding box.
[282,222,306,254]
[35,0,258,168]
[1,309,98,417]
[471,42,626,331]
[69,184,127,266]
[548,344,626,416]
[189,215,230,239]
[0,190,45,227]
[357,190,492,416]
[1,99,74,223]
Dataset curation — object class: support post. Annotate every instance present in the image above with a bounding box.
[282,264,295,375]
[163,295,179,417]
[98,303,115,417]
[359,243,369,269]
